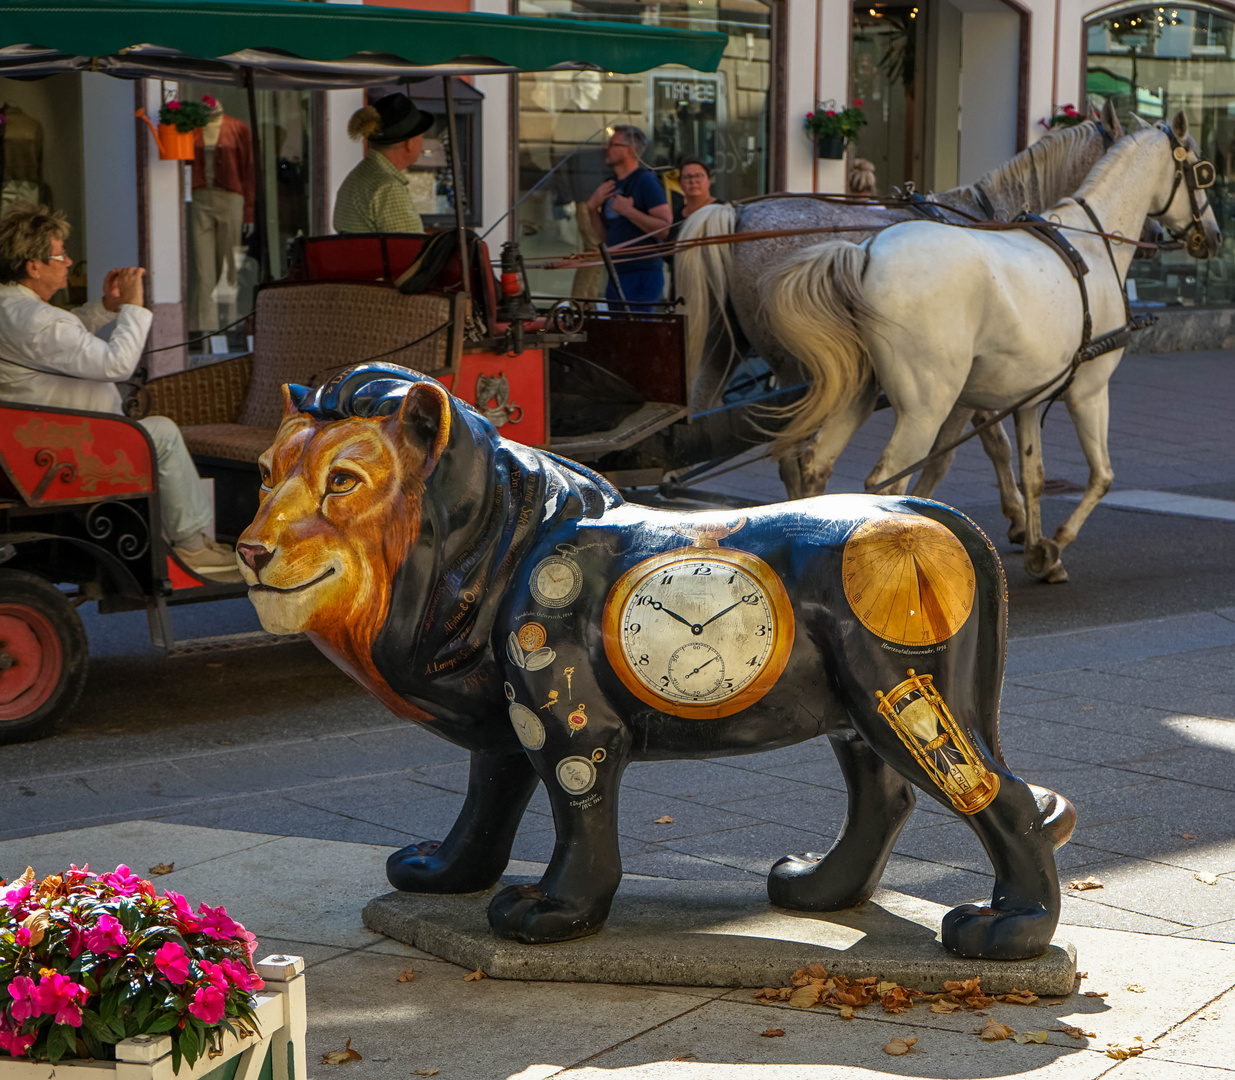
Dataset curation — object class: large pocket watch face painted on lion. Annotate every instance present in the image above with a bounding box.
[602,520,795,719]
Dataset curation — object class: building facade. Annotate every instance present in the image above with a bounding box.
[0,0,1227,367]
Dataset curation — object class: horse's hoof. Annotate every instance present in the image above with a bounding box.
[386,840,504,894]
[487,883,610,944]
[1007,524,1026,547]
[768,852,873,911]
[940,903,1056,961]
[1024,539,1062,580]
[1045,563,1069,584]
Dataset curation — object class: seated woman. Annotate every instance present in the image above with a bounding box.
[0,205,240,580]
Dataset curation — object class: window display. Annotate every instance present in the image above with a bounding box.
[1088,5,1235,305]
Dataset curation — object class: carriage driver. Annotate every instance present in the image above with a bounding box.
[0,205,241,581]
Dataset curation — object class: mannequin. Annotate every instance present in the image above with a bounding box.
[0,104,46,215]
[189,104,253,337]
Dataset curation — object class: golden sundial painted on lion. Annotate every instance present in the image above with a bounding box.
[842,514,975,646]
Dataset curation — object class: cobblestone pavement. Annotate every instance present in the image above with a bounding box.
[3,350,1235,1078]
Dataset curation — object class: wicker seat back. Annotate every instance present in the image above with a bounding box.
[239,282,453,430]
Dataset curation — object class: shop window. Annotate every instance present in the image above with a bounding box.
[0,74,86,309]
[515,0,774,297]
[1087,4,1235,305]
[368,79,483,230]
[177,82,317,357]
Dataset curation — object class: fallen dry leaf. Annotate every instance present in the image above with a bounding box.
[413,1071,439,1078]
[1126,984,1146,993]
[1013,1031,1050,1045]
[876,981,899,995]
[1083,991,1108,998]
[804,963,827,979]
[463,967,487,982]
[1105,1038,1155,1061]
[760,1028,786,1038]
[789,983,822,1009]
[1001,989,1039,1006]
[944,977,994,1009]
[397,967,415,983]
[671,1053,695,1061]
[883,1037,918,1056]
[930,1000,963,1014]
[1195,872,1219,886]
[321,1039,362,1065]
[653,815,675,825]
[1183,834,1196,840]
[148,862,174,876]
[976,1019,1015,1041]
[1051,1024,1096,1039]
[838,1004,855,1020]
[1068,876,1103,891]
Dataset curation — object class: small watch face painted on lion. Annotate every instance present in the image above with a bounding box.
[237,383,450,648]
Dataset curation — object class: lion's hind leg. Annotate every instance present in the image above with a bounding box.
[768,730,915,911]
[387,749,539,894]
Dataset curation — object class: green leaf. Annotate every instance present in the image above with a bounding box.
[134,994,152,1029]
[179,1019,199,1067]
[45,1023,75,1064]
[144,1012,181,1035]
[80,1008,113,1044]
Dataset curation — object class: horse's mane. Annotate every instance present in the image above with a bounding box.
[951,120,1105,214]
[1074,124,1160,202]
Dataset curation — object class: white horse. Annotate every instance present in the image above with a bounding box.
[676,109,1124,539]
[763,113,1220,583]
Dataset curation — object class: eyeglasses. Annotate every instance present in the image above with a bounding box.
[44,254,68,264]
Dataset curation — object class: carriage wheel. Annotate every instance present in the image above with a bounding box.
[0,569,88,744]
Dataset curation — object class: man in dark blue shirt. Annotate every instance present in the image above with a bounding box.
[585,126,672,311]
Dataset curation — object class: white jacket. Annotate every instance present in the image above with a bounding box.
[0,283,154,415]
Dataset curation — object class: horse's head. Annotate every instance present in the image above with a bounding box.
[1142,110,1222,259]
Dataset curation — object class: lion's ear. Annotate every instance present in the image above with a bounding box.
[390,381,452,476]
[280,383,312,421]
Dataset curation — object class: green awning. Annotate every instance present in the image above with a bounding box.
[0,0,727,86]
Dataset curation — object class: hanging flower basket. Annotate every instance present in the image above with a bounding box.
[816,135,846,159]
[134,95,217,161]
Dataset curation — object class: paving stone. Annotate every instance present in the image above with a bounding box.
[656,820,847,878]
[363,878,1076,993]
[1067,807,1235,874]
[1003,696,1202,744]
[1013,670,1235,719]
[1060,856,1235,928]
[618,849,758,881]
[614,786,763,843]
[999,714,1181,766]
[155,794,417,847]
[624,759,814,805]
[1143,983,1235,1068]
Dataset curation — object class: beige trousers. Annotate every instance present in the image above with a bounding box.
[572,201,605,299]
[189,187,244,335]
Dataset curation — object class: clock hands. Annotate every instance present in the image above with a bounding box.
[685,654,719,678]
[698,592,762,631]
[645,598,704,635]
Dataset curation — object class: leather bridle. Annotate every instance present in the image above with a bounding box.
[1149,123,1217,253]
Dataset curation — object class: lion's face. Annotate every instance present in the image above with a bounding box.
[236,399,432,639]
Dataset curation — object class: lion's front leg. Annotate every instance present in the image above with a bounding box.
[488,700,631,945]
[387,748,539,894]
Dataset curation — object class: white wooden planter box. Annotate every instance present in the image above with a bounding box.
[0,955,307,1080]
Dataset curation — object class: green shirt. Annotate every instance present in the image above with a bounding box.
[332,149,424,234]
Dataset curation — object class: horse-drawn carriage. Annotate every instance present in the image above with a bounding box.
[0,0,734,742]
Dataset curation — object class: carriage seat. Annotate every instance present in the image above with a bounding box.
[145,281,460,465]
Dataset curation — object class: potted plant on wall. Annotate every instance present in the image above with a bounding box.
[0,864,266,1069]
[134,94,216,161]
[805,100,867,159]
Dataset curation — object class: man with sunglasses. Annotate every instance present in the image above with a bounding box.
[585,125,672,311]
[0,204,240,581]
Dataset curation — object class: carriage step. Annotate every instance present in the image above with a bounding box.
[165,630,306,657]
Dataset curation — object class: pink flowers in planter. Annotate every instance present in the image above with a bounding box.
[0,864,263,1067]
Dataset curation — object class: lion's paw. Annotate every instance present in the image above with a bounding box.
[386,841,504,894]
[941,903,1056,961]
[767,852,874,912]
[487,883,610,944]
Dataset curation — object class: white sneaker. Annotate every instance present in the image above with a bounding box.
[173,537,244,583]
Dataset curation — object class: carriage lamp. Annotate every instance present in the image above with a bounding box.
[497,241,539,324]
[875,669,999,815]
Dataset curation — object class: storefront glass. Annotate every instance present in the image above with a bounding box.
[515,0,774,296]
[0,74,86,308]
[1087,4,1235,305]
[178,82,317,353]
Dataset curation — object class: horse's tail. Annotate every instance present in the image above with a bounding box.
[676,203,738,397]
[761,240,877,459]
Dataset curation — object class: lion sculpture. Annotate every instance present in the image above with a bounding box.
[237,363,1074,960]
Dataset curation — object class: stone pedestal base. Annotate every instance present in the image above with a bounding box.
[363,877,1076,994]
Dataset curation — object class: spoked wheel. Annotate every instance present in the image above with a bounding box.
[0,569,88,744]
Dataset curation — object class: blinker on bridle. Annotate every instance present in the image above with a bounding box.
[1152,123,1216,249]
